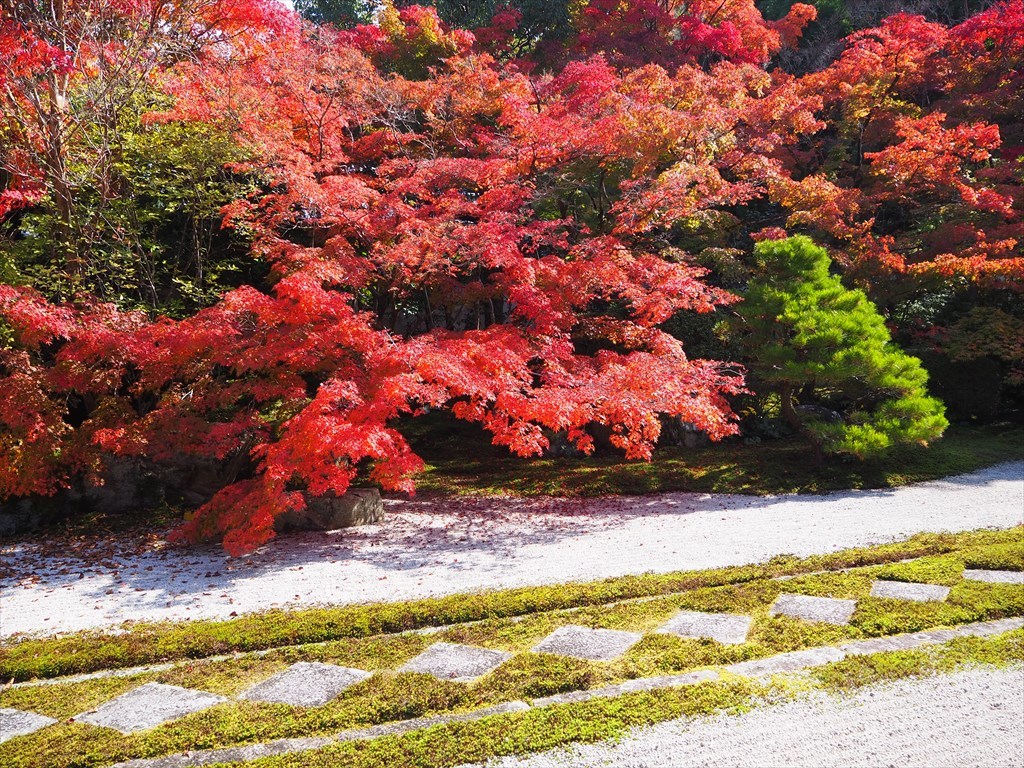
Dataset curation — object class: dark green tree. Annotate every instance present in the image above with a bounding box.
[430,0,572,42]
[733,236,948,463]
[293,0,375,26]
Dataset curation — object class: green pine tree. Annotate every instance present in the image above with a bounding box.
[734,235,948,463]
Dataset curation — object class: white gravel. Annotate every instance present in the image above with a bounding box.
[468,666,1024,768]
[1,461,1021,639]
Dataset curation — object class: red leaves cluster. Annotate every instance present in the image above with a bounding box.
[1,1,1022,554]
[573,0,815,71]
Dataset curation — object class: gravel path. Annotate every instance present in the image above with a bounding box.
[1,461,1021,638]
[468,666,1024,768]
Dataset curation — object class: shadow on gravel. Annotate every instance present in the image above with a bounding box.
[1,461,1020,638]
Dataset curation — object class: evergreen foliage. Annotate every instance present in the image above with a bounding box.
[734,236,949,462]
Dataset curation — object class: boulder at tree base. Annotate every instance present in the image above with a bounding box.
[274,489,384,532]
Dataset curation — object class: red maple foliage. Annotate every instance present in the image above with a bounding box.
[572,0,816,70]
[1,1,1021,554]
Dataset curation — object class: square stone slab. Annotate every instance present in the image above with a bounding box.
[963,569,1024,585]
[532,625,643,661]
[240,662,372,707]
[769,593,856,625]
[75,682,226,734]
[657,610,753,646]
[870,580,950,602]
[398,642,512,682]
[0,708,57,744]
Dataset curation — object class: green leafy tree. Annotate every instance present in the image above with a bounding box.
[5,106,259,316]
[733,236,948,462]
[431,0,573,41]
[294,0,376,26]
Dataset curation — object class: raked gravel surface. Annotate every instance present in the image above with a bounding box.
[1,461,1022,638]
[465,666,1024,768]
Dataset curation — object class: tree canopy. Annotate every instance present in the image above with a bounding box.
[734,236,948,462]
[1,0,1020,553]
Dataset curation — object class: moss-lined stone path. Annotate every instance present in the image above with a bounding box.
[2,567,1020,747]
[2,532,1022,768]
[48,617,1024,768]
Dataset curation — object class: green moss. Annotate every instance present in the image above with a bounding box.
[157,657,292,698]
[771,571,875,599]
[260,632,430,673]
[477,654,597,700]
[813,648,937,690]
[413,424,1024,498]
[812,629,1024,691]
[875,555,966,586]
[961,541,1024,571]
[745,615,859,652]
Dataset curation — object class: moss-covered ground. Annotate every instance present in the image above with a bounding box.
[1,530,1021,768]
[411,422,1024,497]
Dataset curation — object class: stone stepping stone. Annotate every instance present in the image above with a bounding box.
[0,708,57,744]
[75,682,226,734]
[240,662,372,707]
[870,580,950,602]
[398,642,512,682]
[532,625,643,661]
[657,610,753,646]
[963,569,1024,585]
[769,593,856,625]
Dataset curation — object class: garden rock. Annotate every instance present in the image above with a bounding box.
[274,488,384,532]
[962,569,1024,585]
[240,662,371,707]
[543,430,586,458]
[659,417,709,448]
[75,683,226,734]
[794,404,843,424]
[657,610,753,645]
[870,580,950,602]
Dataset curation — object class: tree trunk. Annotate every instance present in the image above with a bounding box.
[43,21,87,294]
[780,383,825,466]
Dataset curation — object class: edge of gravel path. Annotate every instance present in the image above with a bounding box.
[463,665,1024,768]
[2,460,1022,639]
